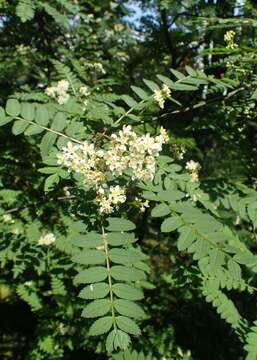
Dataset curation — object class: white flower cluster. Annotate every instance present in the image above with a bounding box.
[79,85,90,97]
[58,323,76,336]
[38,232,56,246]
[2,214,14,224]
[224,30,238,50]
[106,125,169,181]
[135,197,150,213]
[57,141,105,186]
[86,62,106,74]
[57,125,169,213]
[45,80,70,105]
[153,85,171,109]
[79,85,91,110]
[177,147,186,160]
[185,160,201,182]
[16,44,30,55]
[96,186,126,214]
[172,144,186,160]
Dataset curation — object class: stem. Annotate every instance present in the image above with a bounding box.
[101,224,116,329]
[114,99,145,125]
[160,86,246,118]
[14,116,84,145]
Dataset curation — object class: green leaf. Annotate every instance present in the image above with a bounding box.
[72,249,105,265]
[16,0,35,22]
[185,66,197,76]
[38,167,58,174]
[233,253,256,265]
[82,299,111,318]
[177,227,196,251]
[171,83,198,91]
[131,86,149,100]
[161,216,183,232]
[0,116,13,126]
[79,283,109,300]
[170,69,186,80]
[114,299,145,319]
[208,249,225,271]
[41,3,68,28]
[74,267,107,284]
[40,132,57,157]
[191,239,210,260]
[106,330,117,353]
[0,107,8,126]
[228,259,242,280]
[88,316,113,336]
[134,261,150,274]
[12,120,28,135]
[36,105,49,126]
[157,190,184,202]
[122,95,138,108]
[151,203,170,217]
[107,218,135,232]
[143,79,160,91]
[24,124,44,135]
[142,191,158,201]
[111,266,146,282]
[157,74,174,87]
[106,330,131,353]
[21,102,35,120]
[72,233,103,248]
[44,173,59,192]
[6,99,20,117]
[107,232,136,246]
[109,249,146,265]
[116,316,141,335]
[51,112,66,131]
[112,283,144,300]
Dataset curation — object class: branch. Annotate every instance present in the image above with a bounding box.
[160,9,177,68]
[160,86,246,118]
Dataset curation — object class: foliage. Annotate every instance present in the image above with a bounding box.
[0,0,257,359]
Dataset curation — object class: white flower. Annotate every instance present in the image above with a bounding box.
[185,160,200,172]
[224,30,235,42]
[57,92,70,105]
[185,160,201,182]
[109,185,126,205]
[93,63,106,74]
[224,30,238,49]
[57,126,169,213]
[153,90,165,108]
[57,80,69,92]
[96,185,126,214]
[79,86,90,97]
[162,84,171,98]
[58,323,76,336]
[178,147,186,160]
[153,85,171,109]
[45,79,70,104]
[38,232,56,246]
[45,86,56,98]
[135,197,150,213]
[2,214,14,224]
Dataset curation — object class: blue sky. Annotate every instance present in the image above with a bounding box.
[125,0,245,24]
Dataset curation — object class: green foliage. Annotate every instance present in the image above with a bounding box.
[1,1,257,359]
[244,321,257,360]
[72,218,147,352]
[109,349,156,360]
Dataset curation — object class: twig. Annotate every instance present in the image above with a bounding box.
[160,86,246,118]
